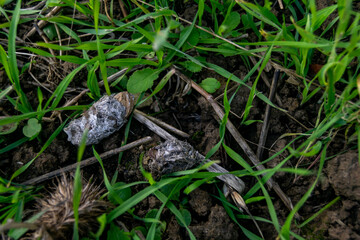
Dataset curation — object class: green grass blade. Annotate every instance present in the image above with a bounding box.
[153,190,196,240]
[8,0,31,112]
[44,63,87,110]
[9,119,69,184]
[92,147,123,205]
[242,44,273,123]
[93,0,111,96]
[280,143,329,239]
[165,11,198,63]
[72,129,88,240]
[298,196,340,228]
[107,178,179,222]
[0,137,28,155]
[216,187,263,239]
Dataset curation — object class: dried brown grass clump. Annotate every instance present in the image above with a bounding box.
[34,175,111,239]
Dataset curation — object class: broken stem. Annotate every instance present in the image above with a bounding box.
[21,136,152,185]
[257,70,280,160]
[23,6,63,40]
[134,109,190,138]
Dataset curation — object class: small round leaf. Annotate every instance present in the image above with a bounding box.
[127,68,159,94]
[199,78,221,93]
[23,118,41,138]
[176,209,191,227]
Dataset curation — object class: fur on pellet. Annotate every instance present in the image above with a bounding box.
[34,175,111,239]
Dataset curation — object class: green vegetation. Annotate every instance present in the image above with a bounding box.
[0,0,359,239]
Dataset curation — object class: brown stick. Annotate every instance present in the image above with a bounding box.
[21,136,153,185]
[134,111,246,194]
[257,70,280,160]
[249,56,283,107]
[118,0,129,22]
[176,69,299,218]
[278,0,284,9]
[23,6,63,40]
[134,111,177,141]
[134,109,190,138]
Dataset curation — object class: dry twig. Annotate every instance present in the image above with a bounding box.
[21,136,152,185]
[133,111,246,194]
[175,69,300,219]
[134,109,190,138]
[23,6,63,40]
[118,0,129,21]
[257,70,280,160]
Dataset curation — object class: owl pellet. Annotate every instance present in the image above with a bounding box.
[64,92,134,145]
[143,139,205,179]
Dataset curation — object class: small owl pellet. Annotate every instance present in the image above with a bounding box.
[64,92,134,145]
[144,139,204,178]
[144,139,246,194]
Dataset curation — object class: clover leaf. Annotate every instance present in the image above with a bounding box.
[23,118,41,138]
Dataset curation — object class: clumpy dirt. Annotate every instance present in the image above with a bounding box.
[309,150,360,240]
[11,139,70,180]
[325,150,360,201]
[189,204,240,240]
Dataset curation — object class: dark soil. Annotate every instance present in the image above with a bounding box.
[1,0,359,240]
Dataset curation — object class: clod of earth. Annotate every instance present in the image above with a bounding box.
[64,92,134,145]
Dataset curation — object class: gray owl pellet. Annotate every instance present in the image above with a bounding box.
[144,139,205,178]
[64,94,129,145]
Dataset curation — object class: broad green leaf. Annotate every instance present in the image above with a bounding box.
[176,209,191,227]
[181,27,200,51]
[218,11,240,36]
[137,67,174,106]
[198,0,205,25]
[199,78,221,93]
[178,61,202,73]
[108,182,132,204]
[127,68,159,93]
[43,24,57,40]
[107,223,130,240]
